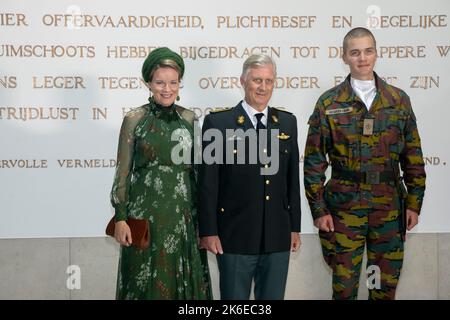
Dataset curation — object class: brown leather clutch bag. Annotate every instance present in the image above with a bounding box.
[106,217,150,249]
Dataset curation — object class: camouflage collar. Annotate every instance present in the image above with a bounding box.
[335,72,401,110]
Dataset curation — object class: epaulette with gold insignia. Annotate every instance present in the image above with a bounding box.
[272,107,292,114]
[210,107,232,113]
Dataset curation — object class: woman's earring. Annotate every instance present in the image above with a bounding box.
[176,95,180,101]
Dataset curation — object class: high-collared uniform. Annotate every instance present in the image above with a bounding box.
[304,73,426,299]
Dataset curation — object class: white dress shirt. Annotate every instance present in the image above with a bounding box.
[242,100,268,128]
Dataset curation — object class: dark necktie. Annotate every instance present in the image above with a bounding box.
[255,112,266,253]
[255,113,265,131]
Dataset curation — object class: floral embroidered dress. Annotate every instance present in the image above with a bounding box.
[110,98,211,299]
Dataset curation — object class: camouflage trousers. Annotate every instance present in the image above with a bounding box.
[319,207,404,300]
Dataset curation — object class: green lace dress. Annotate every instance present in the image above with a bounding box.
[110,99,212,299]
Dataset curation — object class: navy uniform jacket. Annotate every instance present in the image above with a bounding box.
[198,102,301,254]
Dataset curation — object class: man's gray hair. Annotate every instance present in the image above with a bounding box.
[241,54,277,80]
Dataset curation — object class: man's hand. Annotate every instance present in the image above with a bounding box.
[291,232,301,252]
[200,236,223,255]
[314,215,334,232]
[406,209,419,231]
[114,220,132,246]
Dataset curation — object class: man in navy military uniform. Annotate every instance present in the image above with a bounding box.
[198,54,301,300]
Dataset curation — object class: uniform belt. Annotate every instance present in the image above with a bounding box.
[331,168,396,184]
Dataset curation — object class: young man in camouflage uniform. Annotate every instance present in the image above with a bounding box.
[303,27,426,300]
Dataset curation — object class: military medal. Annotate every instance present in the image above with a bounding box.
[237,115,245,125]
[363,118,374,135]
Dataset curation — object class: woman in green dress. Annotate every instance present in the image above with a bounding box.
[110,47,212,299]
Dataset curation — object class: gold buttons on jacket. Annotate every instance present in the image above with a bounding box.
[220,208,225,213]
[265,180,270,185]
[265,195,270,201]
[233,149,237,154]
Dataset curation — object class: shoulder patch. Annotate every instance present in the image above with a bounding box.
[272,107,292,114]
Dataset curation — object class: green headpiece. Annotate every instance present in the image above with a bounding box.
[141,47,185,82]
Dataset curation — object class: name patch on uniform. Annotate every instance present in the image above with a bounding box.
[325,107,353,115]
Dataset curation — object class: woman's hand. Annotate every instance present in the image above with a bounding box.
[114,221,132,246]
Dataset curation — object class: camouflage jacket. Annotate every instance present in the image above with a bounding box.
[304,73,426,220]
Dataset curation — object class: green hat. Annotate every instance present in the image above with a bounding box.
[141,47,185,82]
